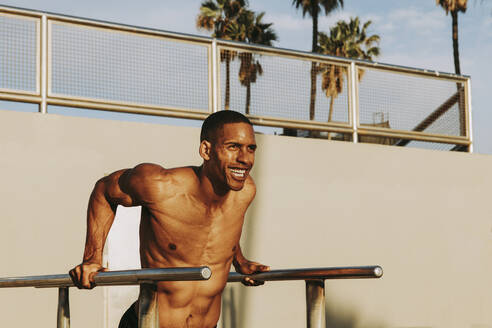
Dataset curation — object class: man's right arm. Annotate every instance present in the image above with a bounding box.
[69,163,166,289]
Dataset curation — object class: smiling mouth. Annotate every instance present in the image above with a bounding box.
[229,168,248,179]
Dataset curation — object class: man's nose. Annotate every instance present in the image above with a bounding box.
[237,148,252,164]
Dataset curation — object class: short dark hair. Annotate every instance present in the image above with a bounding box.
[200,110,252,142]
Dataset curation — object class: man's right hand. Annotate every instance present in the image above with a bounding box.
[69,263,108,289]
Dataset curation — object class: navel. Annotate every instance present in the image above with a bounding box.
[186,314,193,325]
[168,243,177,251]
[232,245,237,252]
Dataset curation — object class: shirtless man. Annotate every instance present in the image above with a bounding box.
[69,110,269,328]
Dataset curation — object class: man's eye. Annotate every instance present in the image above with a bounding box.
[228,144,239,149]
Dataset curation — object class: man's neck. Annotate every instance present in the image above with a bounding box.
[197,165,230,204]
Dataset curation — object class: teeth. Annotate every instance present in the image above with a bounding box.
[230,168,246,177]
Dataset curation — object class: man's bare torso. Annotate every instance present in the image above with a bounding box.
[121,165,254,328]
[70,120,265,328]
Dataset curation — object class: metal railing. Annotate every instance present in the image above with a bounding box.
[0,4,471,151]
[0,265,382,328]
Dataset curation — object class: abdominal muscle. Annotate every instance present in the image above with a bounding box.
[153,263,231,328]
[138,210,240,328]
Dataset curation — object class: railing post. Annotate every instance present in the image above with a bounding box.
[212,39,219,113]
[57,287,70,328]
[40,14,48,114]
[305,279,325,328]
[349,62,359,143]
[138,283,159,328]
[466,78,473,153]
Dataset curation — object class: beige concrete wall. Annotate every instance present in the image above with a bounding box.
[1,109,492,328]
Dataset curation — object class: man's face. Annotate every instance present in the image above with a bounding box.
[209,122,256,191]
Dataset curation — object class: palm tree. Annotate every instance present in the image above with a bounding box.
[291,0,344,122]
[233,12,277,114]
[318,17,379,137]
[436,0,467,136]
[436,0,467,75]
[196,0,249,110]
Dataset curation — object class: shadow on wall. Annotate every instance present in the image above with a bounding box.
[221,286,238,328]
[221,285,388,328]
[325,296,388,328]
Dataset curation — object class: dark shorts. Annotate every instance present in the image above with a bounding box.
[118,301,218,328]
[118,301,138,328]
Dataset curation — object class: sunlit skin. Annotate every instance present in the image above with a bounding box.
[69,122,269,328]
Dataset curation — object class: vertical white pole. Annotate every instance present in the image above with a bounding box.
[350,62,358,143]
[40,14,48,114]
[466,78,473,153]
[306,280,325,328]
[57,287,70,328]
[138,283,159,328]
[212,39,219,113]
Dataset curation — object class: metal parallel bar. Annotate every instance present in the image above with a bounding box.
[139,283,159,328]
[0,267,212,288]
[57,287,70,328]
[0,266,382,328]
[227,266,383,283]
[0,266,381,288]
[306,279,325,328]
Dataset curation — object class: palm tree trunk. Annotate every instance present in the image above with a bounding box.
[309,11,318,122]
[309,64,317,121]
[311,8,318,52]
[225,56,231,110]
[451,11,466,135]
[245,81,251,114]
[451,10,461,75]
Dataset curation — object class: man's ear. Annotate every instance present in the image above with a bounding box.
[199,140,212,161]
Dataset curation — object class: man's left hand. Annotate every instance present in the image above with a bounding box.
[233,258,270,286]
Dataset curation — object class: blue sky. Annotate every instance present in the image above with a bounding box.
[2,0,491,153]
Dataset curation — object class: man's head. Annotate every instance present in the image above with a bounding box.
[199,111,256,192]
[200,110,253,143]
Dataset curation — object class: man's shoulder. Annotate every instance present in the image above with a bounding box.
[238,176,256,200]
[131,163,194,178]
[129,164,199,198]
[136,164,200,185]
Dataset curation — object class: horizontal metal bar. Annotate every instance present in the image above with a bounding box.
[0,91,41,103]
[357,127,470,146]
[0,266,382,289]
[45,97,211,120]
[0,5,469,80]
[0,5,212,44]
[0,267,211,288]
[227,265,383,283]
[249,118,353,134]
[216,41,469,80]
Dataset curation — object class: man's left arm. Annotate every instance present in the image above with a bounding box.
[233,243,270,286]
